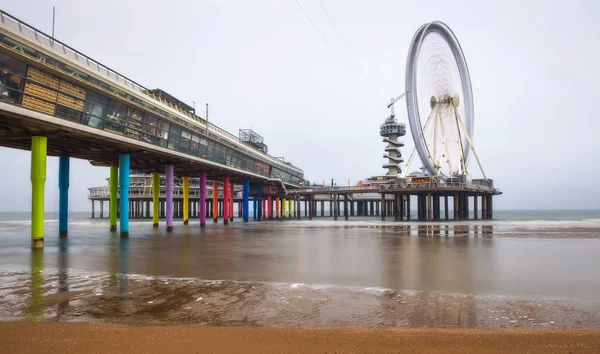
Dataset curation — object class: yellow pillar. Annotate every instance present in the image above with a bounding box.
[183,177,190,224]
[288,199,292,217]
[31,136,47,248]
[282,198,287,218]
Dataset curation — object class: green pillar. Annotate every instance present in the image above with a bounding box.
[152,172,159,227]
[109,166,118,231]
[31,136,47,248]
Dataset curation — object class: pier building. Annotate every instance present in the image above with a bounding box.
[0,10,304,246]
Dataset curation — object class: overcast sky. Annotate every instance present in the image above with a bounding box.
[0,0,599,211]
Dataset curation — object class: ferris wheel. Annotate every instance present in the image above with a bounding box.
[398,21,486,179]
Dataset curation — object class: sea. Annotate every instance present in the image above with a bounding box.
[0,209,599,328]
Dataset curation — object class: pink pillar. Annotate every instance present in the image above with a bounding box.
[200,172,206,227]
[223,176,229,225]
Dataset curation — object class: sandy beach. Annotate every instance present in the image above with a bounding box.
[0,323,599,353]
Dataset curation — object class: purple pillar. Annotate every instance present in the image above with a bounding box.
[166,165,174,231]
[200,172,207,227]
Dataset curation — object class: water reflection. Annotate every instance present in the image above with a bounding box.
[57,238,69,317]
[25,249,44,321]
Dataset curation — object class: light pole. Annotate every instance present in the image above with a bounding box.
[347,178,350,187]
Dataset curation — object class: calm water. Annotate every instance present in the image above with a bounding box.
[1,210,599,328]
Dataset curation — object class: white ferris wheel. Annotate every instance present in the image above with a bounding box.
[391,21,486,180]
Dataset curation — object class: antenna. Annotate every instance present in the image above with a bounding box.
[51,6,55,44]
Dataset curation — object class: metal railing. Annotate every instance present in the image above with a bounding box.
[88,185,244,199]
[291,182,500,194]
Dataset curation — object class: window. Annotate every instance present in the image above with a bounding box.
[157,120,170,147]
[82,90,108,128]
[125,107,144,139]
[105,99,127,133]
[0,52,26,104]
[167,125,181,150]
[190,134,200,153]
[179,130,192,152]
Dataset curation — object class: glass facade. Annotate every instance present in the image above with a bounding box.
[0,33,304,184]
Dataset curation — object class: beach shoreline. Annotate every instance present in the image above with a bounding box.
[1,322,599,353]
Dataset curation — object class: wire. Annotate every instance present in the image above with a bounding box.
[294,0,351,76]
[316,0,359,69]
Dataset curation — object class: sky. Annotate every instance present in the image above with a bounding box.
[0,0,599,211]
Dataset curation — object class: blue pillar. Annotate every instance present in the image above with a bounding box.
[119,154,130,237]
[243,179,250,222]
[257,183,263,220]
[58,155,69,237]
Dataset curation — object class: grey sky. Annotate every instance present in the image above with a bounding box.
[0,0,599,211]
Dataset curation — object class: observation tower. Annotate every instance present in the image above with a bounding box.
[380,105,406,177]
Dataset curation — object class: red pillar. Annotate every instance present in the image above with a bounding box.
[223,177,229,225]
[229,183,234,222]
[276,198,280,218]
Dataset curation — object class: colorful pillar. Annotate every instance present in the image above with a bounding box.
[183,176,190,225]
[253,198,257,220]
[58,155,69,237]
[165,165,174,231]
[243,179,249,222]
[109,166,118,231]
[223,176,229,225]
[31,136,47,248]
[212,180,218,223]
[288,199,292,218]
[282,198,287,218]
[275,198,280,218]
[152,172,159,228]
[257,183,263,220]
[118,154,130,237]
[200,172,207,227]
[229,182,234,222]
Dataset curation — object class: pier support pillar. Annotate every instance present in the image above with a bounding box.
[444,196,449,221]
[213,180,218,223]
[253,197,257,220]
[229,183,234,222]
[109,166,118,231]
[100,201,103,219]
[183,177,190,225]
[482,194,487,220]
[275,198,280,219]
[118,154,130,237]
[268,195,273,219]
[454,193,460,220]
[474,195,478,220]
[282,198,287,218]
[464,193,469,220]
[223,176,230,225]
[242,179,249,222]
[31,136,47,248]
[433,194,440,221]
[381,194,386,221]
[333,194,338,221]
[200,172,207,227]
[58,156,69,237]
[344,194,349,220]
[394,193,401,221]
[406,195,411,220]
[308,196,313,220]
[288,199,293,218]
[487,195,493,219]
[165,165,174,231]
[152,172,159,227]
[257,184,263,220]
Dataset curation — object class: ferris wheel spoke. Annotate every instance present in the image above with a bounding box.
[437,109,454,173]
[453,106,487,180]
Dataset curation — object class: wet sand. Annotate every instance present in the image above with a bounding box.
[1,323,599,353]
